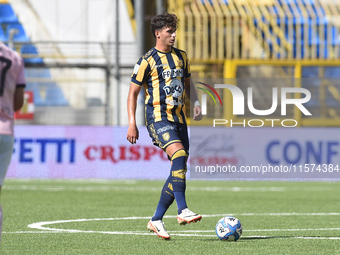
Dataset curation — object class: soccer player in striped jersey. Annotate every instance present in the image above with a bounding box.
[0,42,25,242]
[127,13,202,240]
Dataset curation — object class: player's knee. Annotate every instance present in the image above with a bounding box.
[171,149,188,169]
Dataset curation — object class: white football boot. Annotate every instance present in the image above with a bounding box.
[147,220,170,240]
[177,208,202,225]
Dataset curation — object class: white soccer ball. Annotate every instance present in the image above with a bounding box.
[215,216,242,241]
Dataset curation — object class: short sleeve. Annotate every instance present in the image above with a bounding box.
[131,57,150,86]
[184,52,191,79]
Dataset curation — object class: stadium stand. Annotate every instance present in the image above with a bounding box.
[168,0,340,126]
[0,2,69,107]
[24,68,68,107]
[20,43,44,64]
[172,0,340,61]
[0,2,18,23]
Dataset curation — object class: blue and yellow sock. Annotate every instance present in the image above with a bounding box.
[152,176,174,221]
[170,149,188,214]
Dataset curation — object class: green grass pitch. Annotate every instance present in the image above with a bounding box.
[1,179,340,254]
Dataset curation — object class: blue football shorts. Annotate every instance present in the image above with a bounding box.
[0,134,14,186]
[147,120,189,156]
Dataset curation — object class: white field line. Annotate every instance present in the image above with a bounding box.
[6,179,138,184]
[3,185,289,192]
[27,212,340,232]
[5,230,340,240]
[26,213,340,239]
[5,185,340,192]
[3,231,63,234]
[9,228,340,234]
[169,228,340,233]
[7,230,340,240]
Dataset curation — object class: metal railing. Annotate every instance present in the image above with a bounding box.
[12,41,136,66]
[168,0,340,62]
[11,41,136,126]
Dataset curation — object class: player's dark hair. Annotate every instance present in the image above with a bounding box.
[150,13,179,38]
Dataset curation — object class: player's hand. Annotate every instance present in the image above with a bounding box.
[127,124,139,144]
[193,105,203,121]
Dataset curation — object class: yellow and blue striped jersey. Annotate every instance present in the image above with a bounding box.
[131,47,191,125]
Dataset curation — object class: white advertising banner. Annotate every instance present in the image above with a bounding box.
[6,126,340,179]
[7,126,169,179]
[189,127,340,179]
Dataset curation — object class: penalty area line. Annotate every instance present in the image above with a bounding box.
[170,227,340,233]
[26,213,340,240]
[28,213,340,232]
[3,231,63,234]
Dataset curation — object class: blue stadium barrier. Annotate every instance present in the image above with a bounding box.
[302,67,319,78]
[31,87,44,106]
[301,69,340,108]
[45,86,69,106]
[324,67,340,79]
[26,82,69,107]
[301,78,320,108]
[24,83,44,106]
[25,68,51,79]
[0,4,18,23]
[21,44,44,64]
[325,89,340,107]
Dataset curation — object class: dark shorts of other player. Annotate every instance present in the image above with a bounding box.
[147,120,189,160]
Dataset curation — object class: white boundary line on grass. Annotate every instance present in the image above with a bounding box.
[25,213,340,240]
[4,186,289,192]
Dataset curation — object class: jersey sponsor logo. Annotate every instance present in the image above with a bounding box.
[133,64,140,74]
[163,79,184,98]
[162,69,183,79]
[165,98,183,106]
[155,63,168,68]
[157,125,175,134]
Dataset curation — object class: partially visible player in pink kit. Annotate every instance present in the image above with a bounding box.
[0,42,25,242]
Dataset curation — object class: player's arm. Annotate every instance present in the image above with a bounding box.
[13,86,25,112]
[14,59,26,112]
[185,78,202,121]
[127,82,142,144]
